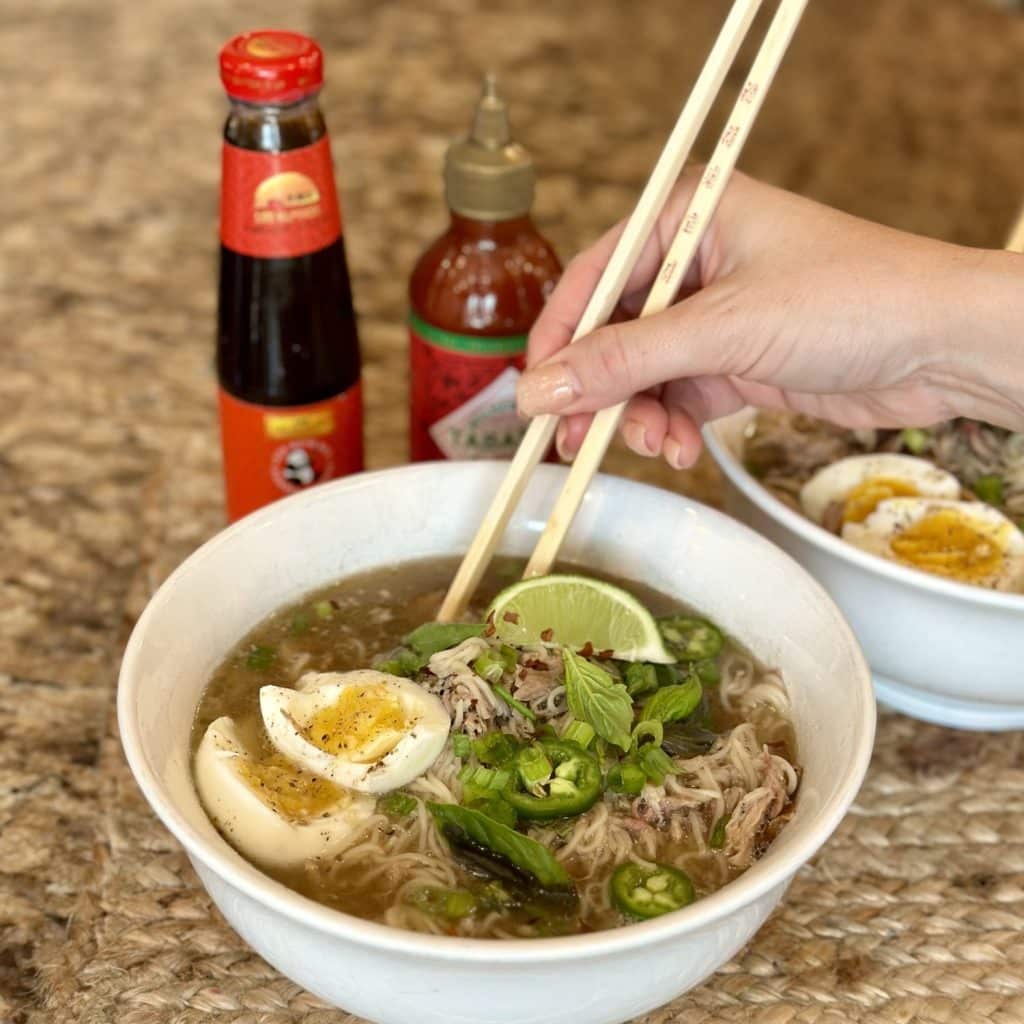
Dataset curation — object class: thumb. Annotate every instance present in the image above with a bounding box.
[516,284,745,417]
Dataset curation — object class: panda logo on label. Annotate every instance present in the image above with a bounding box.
[271,439,335,493]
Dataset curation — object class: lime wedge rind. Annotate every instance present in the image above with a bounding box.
[486,574,675,664]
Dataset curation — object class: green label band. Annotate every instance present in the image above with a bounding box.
[409,312,527,356]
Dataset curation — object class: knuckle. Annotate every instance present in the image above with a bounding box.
[591,324,634,392]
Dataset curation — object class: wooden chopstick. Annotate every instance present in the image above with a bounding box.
[436,0,766,622]
[523,0,811,579]
[1006,203,1024,253]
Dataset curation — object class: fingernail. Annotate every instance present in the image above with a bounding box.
[663,438,685,470]
[555,421,573,462]
[623,420,654,457]
[517,363,580,417]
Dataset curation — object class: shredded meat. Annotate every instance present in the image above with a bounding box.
[421,638,520,738]
[632,784,717,829]
[927,420,1024,517]
[630,727,797,868]
[723,750,791,868]
[427,637,490,679]
[743,411,874,501]
[419,639,566,736]
[511,647,564,712]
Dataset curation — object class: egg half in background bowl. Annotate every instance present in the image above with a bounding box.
[706,409,1024,731]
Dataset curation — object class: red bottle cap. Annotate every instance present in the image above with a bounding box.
[219,30,323,103]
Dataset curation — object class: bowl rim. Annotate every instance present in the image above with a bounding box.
[118,461,876,964]
[704,410,1024,613]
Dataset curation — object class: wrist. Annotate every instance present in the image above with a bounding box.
[923,246,1024,429]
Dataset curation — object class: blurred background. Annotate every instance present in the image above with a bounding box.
[2,1,1023,1020]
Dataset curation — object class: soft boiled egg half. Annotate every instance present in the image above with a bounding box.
[194,716,376,867]
[260,670,450,794]
[800,454,961,530]
[843,497,1024,590]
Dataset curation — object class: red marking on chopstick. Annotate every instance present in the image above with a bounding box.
[703,165,721,189]
[740,81,759,103]
[722,125,740,147]
[660,260,677,283]
[682,212,700,235]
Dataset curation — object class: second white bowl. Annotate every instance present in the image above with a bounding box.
[706,409,1024,730]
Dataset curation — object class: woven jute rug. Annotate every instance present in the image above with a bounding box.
[3,0,1023,1021]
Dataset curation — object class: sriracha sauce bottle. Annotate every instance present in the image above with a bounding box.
[217,30,363,521]
[409,76,561,462]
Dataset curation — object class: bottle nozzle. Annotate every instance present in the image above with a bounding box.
[444,72,534,220]
[471,73,512,149]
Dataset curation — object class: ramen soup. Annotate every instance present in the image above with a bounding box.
[192,558,798,938]
[743,412,1024,593]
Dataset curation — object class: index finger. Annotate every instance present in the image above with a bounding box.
[527,218,628,367]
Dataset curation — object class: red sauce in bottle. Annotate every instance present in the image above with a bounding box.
[409,77,561,462]
[217,31,363,520]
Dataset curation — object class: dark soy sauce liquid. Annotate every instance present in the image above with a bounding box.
[217,96,360,406]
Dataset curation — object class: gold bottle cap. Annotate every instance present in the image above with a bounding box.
[445,75,535,221]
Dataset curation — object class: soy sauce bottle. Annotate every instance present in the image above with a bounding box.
[409,76,561,462]
[217,30,363,521]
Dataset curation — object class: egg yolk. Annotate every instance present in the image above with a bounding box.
[889,508,1005,582]
[842,477,920,524]
[239,754,344,820]
[305,684,410,763]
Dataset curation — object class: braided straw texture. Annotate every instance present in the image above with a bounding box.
[3,0,1023,1021]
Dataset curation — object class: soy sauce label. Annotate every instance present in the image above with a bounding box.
[218,382,363,521]
[220,136,342,258]
[409,313,527,461]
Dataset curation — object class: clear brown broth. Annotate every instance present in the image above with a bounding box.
[192,556,796,935]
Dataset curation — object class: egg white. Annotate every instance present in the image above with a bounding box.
[260,670,450,794]
[800,454,960,525]
[194,716,375,868]
[842,497,1024,590]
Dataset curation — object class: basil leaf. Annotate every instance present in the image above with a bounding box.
[427,802,573,892]
[642,678,703,723]
[405,622,485,657]
[562,647,633,752]
[465,795,518,829]
[661,719,718,758]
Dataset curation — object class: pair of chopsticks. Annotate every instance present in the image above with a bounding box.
[438,0,811,622]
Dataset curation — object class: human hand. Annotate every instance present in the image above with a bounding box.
[518,169,1024,467]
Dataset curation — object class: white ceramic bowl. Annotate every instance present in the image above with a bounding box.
[118,462,874,1024]
[706,409,1024,731]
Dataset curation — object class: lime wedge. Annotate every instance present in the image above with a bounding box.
[486,575,675,664]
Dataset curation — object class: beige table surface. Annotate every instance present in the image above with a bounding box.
[3,0,1024,1021]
